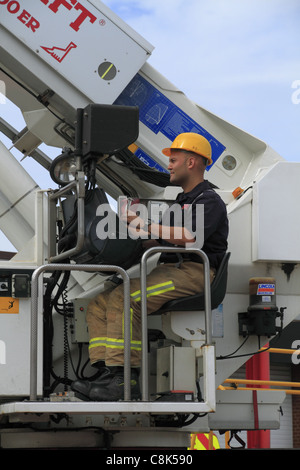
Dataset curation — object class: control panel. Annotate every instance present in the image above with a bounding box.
[0,269,32,298]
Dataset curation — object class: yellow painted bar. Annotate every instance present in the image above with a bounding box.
[220,386,300,395]
[224,378,300,388]
[260,347,298,355]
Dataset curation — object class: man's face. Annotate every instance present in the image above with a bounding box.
[168,150,190,186]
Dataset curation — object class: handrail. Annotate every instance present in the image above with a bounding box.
[220,347,300,396]
[220,385,300,396]
[260,347,298,355]
[30,263,131,401]
[30,249,216,413]
[223,378,300,388]
[140,246,212,401]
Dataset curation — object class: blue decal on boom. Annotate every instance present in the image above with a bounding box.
[135,148,168,173]
[115,73,226,170]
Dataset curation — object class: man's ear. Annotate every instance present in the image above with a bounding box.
[187,156,196,169]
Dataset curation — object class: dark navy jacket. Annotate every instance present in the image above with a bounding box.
[159,180,228,269]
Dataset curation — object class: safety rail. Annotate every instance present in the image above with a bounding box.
[220,379,300,395]
[140,246,214,404]
[28,247,216,414]
[219,347,300,395]
[30,263,131,401]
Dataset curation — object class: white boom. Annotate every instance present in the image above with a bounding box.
[0,0,299,450]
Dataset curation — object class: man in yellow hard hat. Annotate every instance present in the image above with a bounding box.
[71,132,228,401]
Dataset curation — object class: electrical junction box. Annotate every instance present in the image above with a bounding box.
[238,310,282,338]
[0,269,32,298]
[156,346,196,395]
[12,273,31,298]
[71,298,90,343]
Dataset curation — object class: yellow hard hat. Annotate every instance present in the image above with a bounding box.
[162,132,212,166]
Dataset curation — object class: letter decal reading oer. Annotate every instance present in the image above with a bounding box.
[0,1,40,32]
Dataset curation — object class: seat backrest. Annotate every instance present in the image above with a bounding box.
[209,251,231,309]
[154,252,231,314]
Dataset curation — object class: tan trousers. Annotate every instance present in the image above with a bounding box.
[86,262,215,367]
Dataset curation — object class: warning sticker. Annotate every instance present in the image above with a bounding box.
[0,297,19,314]
[257,284,275,296]
[115,73,226,170]
[135,148,168,173]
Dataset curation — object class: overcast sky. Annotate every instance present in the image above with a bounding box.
[102,0,300,161]
[1,0,300,251]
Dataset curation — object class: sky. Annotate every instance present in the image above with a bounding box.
[1,0,300,251]
[102,0,300,161]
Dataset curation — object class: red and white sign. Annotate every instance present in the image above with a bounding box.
[41,41,77,63]
[0,0,153,103]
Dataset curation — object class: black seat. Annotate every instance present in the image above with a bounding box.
[153,252,231,314]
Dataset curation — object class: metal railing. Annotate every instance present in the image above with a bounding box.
[29,247,216,413]
[30,263,131,401]
[219,348,300,395]
[140,246,213,401]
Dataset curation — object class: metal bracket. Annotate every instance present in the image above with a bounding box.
[48,172,85,263]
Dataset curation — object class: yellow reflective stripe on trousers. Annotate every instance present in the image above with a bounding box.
[122,280,175,345]
[130,280,175,303]
[122,307,134,347]
[89,336,142,351]
[89,280,175,354]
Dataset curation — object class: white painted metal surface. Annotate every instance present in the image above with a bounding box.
[0,0,153,104]
[252,161,300,262]
[0,0,298,449]
[0,140,37,251]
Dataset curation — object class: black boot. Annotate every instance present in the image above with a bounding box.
[71,367,140,401]
[92,360,105,370]
[90,367,140,401]
[71,361,108,400]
